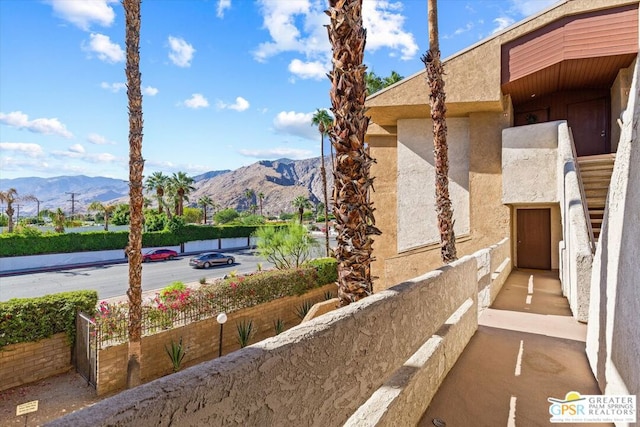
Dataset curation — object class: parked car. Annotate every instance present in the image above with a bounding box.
[142,249,178,262]
[189,252,235,269]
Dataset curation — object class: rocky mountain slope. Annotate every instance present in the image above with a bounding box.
[0,157,334,217]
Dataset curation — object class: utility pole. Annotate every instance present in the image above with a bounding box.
[66,192,80,220]
[15,204,21,222]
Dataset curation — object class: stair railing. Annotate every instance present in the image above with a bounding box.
[569,129,596,254]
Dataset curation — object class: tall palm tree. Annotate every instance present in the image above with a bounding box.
[244,189,255,213]
[169,172,195,216]
[327,0,381,306]
[311,108,334,257]
[292,195,311,224]
[144,172,169,214]
[257,192,265,217]
[88,201,117,231]
[198,195,212,224]
[0,188,37,233]
[123,0,144,389]
[422,0,457,263]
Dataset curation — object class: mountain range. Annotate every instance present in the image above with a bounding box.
[0,157,334,218]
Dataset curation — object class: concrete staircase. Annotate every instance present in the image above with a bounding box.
[577,154,616,240]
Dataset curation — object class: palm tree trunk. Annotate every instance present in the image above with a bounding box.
[124,0,144,389]
[320,133,331,257]
[6,206,14,234]
[328,0,381,307]
[422,0,457,263]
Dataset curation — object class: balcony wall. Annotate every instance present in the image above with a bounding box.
[586,59,639,402]
[49,239,511,427]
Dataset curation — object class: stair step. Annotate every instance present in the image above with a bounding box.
[577,153,616,162]
[589,209,605,216]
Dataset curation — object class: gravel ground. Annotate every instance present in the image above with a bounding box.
[0,370,107,426]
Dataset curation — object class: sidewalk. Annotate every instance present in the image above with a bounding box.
[419,269,610,427]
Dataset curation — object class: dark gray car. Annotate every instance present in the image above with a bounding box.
[189,252,235,269]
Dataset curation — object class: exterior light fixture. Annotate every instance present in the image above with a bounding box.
[216,312,227,357]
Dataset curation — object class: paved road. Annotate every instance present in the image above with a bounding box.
[0,249,272,302]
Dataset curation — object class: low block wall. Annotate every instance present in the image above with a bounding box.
[51,240,511,426]
[96,285,334,396]
[0,333,71,392]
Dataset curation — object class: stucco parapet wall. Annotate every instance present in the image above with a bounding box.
[502,121,562,204]
[49,255,480,427]
[556,121,593,322]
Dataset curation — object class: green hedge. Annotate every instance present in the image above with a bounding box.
[0,225,282,257]
[210,259,337,309]
[0,290,98,347]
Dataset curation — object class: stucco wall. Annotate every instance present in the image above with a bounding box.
[502,121,560,204]
[586,59,639,403]
[610,59,636,152]
[368,135,398,293]
[397,118,470,251]
[556,122,594,322]
[49,242,512,427]
[368,111,509,289]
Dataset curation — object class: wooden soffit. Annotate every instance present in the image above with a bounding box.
[501,3,638,105]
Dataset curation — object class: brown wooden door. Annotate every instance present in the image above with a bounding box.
[517,208,551,270]
[567,98,609,156]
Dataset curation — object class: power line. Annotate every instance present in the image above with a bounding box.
[66,192,80,219]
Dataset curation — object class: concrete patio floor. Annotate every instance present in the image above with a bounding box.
[419,269,610,427]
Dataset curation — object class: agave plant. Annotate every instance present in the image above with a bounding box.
[165,337,186,372]
[236,319,254,348]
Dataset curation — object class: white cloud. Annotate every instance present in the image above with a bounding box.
[216,97,250,112]
[87,133,116,145]
[168,36,195,67]
[47,0,116,31]
[253,0,314,62]
[273,111,316,140]
[288,59,328,80]
[183,94,209,109]
[0,142,45,157]
[68,144,86,154]
[101,81,126,92]
[52,147,119,164]
[143,86,159,96]
[0,111,73,138]
[492,17,515,34]
[362,0,418,60]
[84,33,124,63]
[217,0,231,18]
[253,0,417,81]
[239,147,314,160]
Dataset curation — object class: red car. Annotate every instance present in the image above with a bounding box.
[142,249,178,262]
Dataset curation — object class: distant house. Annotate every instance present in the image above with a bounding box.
[365,0,638,399]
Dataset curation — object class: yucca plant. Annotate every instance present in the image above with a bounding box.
[323,291,334,301]
[165,337,186,372]
[236,319,254,348]
[273,318,285,335]
[295,300,314,320]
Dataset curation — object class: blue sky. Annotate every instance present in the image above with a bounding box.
[0,0,558,181]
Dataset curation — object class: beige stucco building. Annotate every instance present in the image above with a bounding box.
[366,0,637,290]
[366,0,639,410]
